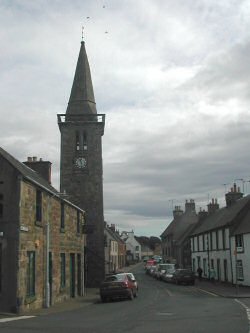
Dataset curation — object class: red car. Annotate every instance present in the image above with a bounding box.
[100,273,138,302]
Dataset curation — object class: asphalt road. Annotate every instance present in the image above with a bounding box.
[0,264,248,333]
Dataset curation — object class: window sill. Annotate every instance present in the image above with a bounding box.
[60,228,65,233]
[35,221,43,227]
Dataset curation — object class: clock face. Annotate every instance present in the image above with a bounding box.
[75,157,87,168]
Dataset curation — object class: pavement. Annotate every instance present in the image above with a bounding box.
[1,263,250,320]
[195,278,250,298]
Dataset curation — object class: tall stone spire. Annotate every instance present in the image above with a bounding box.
[66,41,97,115]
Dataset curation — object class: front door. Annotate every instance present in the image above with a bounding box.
[77,253,82,296]
[70,253,75,297]
[217,259,221,281]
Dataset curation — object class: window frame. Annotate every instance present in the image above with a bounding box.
[36,190,42,222]
[60,253,66,289]
[26,251,36,297]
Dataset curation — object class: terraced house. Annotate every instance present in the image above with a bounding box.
[0,148,85,313]
[190,184,250,285]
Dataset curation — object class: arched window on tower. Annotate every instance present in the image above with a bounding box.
[76,132,80,151]
[83,131,88,151]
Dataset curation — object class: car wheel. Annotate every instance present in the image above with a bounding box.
[133,289,138,298]
[129,290,134,300]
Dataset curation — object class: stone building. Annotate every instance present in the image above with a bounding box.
[161,200,198,268]
[104,223,126,274]
[0,148,85,313]
[58,40,105,287]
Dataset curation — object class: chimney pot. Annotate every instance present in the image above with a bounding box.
[27,157,32,162]
[33,156,37,162]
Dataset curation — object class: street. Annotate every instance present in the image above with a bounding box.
[0,264,248,333]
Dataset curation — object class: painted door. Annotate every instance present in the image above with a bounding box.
[70,253,75,297]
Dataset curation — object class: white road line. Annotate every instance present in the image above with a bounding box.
[0,316,35,323]
[235,299,250,333]
[195,288,218,297]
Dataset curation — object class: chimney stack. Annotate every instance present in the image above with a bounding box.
[225,183,243,207]
[23,157,52,184]
[173,206,183,219]
[207,198,219,215]
[185,199,196,213]
[198,208,208,221]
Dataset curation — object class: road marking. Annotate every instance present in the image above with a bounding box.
[195,288,218,297]
[235,299,250,333]
[163,287,173,297]
[156,312,174,316]
[0,316,35,323]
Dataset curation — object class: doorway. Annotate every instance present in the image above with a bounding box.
[70,253,75,297]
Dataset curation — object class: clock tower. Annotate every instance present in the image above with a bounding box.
[58,41,105,287]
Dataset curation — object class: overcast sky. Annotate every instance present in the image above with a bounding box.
[1,0,250,237]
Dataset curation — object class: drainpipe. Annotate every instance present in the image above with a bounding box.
[45,196,51,308]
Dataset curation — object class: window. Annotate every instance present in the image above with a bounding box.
[60,253,66,288]
[216,231,219,250]
[202,234,205,251]
[211,259,214,269]
[36,190,42,222]
[27,251,35,297]
[210,232,213,250]
[60,203,65,230]
[83,131,88,151]
[235,234,244,252]
[197,237,200,251]
[236,260,244,281]
[0,194,3,218]
[76,132,80,151]
[135,246,139,251]
[222,229,226,249]
[76,131,87,152]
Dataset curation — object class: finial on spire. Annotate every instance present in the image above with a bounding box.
[81,26,84,42]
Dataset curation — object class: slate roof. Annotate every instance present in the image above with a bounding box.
[105,224,125,244]
[231,209,250,235]
[0,147,83,210]
[190,195,250,236]
[161,211,198,245]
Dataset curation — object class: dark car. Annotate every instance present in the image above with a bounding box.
[172,269,195,285]
[100,273,138,302]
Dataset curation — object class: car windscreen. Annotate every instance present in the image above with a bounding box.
[104,276,118,282]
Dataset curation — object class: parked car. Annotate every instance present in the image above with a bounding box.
[126,272,138,290]
[162,267,176,283]
[100,273,138,302]
[172,269,195,285]
[155,263,176,280]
